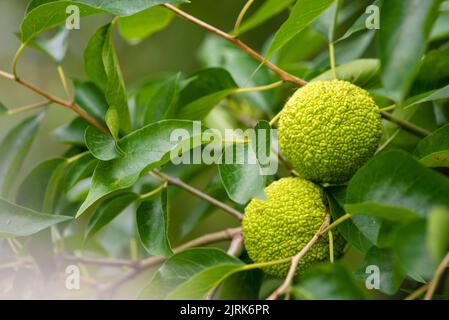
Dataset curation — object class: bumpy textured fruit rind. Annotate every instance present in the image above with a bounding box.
[242,177,345,278]
[278,80,383,183]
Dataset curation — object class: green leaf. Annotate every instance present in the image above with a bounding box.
[345,202,420,221]
[86,192,137,239]
[20,1,102,42]
[176,68,238,120]
[267,0,336,57]
[20,0,186,42]
[29,27,69,63]
[312,59,380,88]
[347,150,449,219]
[378,0,442,102]
[346,150,449,246]
[407,84,449,108]
[74,0,186,16]
[415,123,449,167]
[355,247,405,295]
[85,126,123,161]
[217,269,263,300]
[64,153,97,191]
[140,248,243,299]
[219,144,266,205]
[135,74,180,126]
[16,158,66,211]
[427,207,449,262]
[73,80,108,125]
[198,37,277,114]
[326,186,374,253]
[85,23,132,138]
[337,0,382,42]
[136,188,173,257]
[118,6,174,44]
[52,117,89,146]
[394,219,437,282]
[76,120,205,218]
[0,198,71,238]
[236,0,294,35]
[292,263,366,300]
[168,263,243,299]
[0,111,45,197]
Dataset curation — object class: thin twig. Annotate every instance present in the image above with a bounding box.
[0,69,109,134]
[95,227,242,294]
[404,284,429,300]
[381,111,430,137]
[6,100,50,115]
[233,0,255,35]
[153,169,244,221]
[267,215,331,300]
[163,4,307,87]
[424,251,449,300]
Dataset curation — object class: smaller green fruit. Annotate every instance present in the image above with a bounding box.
[242,177,345,278]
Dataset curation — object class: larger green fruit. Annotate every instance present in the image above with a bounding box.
[278,80,383,183]
[242,177,345,278]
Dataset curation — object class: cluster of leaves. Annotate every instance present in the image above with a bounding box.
[1,0,449,300]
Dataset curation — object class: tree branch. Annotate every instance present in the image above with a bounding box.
[424,251,449,300]
[0,69,109,134]
[153,169,244,221]
[163,4,307,87]
[267,215,331,300]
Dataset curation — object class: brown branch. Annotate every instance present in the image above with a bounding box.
[62,228,241,296]
[163,4,307,87]
[0,69,109,135]
[153,169,244,221]
[267,215,331,300]
[424,251,449,300]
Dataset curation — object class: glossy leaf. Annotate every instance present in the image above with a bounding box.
[407,84,449,108]
[326,186,374,253]
[86,192,137,239]
[176,68,238,120]
[236,0,294,35]
[378,0,442,102]
[85,126,123,161]
[394,219,437,282]
[76,120,205,218]
[64,153,97,191]
[219,144,265,205]
[0,198,71,238]
[20,0,185,42]
[198,37,277,114]
[0,112,45,197]
[292,263,366,300]
[118,6,173,44]
[52,117,89,146]
[217,269,263,300]
[73,80,108,125]
[267,0,336,57]
[414,123,449,167]
[338,0,382,42]
[355,247,405,295]
[140,248,242,299]
[312,59,380,88]
[136,189,173,257]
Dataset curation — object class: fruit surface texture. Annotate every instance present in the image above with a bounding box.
[242,177,345,277]
[279,80,383,183]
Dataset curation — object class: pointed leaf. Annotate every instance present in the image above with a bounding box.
[85,126,123,161]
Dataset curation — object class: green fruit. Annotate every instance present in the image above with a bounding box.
[278,80,383,183]
[242,177,345,278]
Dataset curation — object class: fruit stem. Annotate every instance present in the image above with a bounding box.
[269,111,282,127]
[329,230,334,263]
[329,42,338,80]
